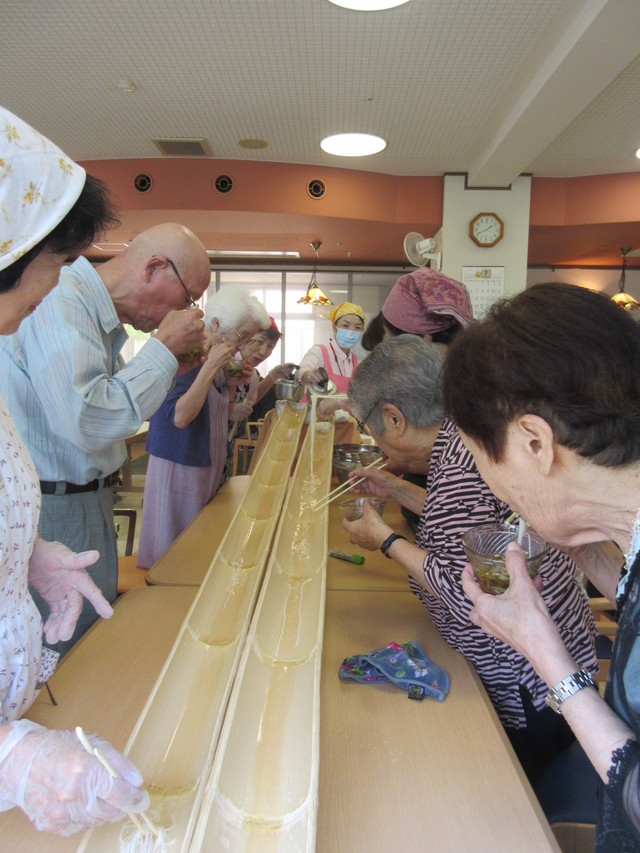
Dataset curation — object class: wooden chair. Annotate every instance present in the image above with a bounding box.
[232,438,257,476]
[113,508,149,594]
[589,596,616,691]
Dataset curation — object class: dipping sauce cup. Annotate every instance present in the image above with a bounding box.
[339,497,386,522]
[461,522,548,595]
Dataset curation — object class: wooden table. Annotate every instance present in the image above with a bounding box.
[0,585,557,852]
[0,586,197,853]
[318,589,558,852]
[0,474,559,851]
[148,472,412,591]
[146,475,251,586]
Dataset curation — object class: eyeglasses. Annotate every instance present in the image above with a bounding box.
[355,401,377,435]
[165,257,198,308]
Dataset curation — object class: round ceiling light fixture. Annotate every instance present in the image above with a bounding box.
[327,0,411,9]
[239,138,268,149]
[320,132,387,157]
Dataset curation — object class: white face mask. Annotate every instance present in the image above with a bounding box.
[335,328,362,349]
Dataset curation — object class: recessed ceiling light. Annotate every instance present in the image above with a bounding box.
[239,138,268,149]
[327,0,411,10]
[117,78,136,93]
[207,250,300,258]
[320,132,387,157]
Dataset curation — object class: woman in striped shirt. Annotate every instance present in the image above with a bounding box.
[343,334,597,785]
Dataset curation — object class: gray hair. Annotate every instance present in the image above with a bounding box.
[348,335,445,433]
[204,286,269,332]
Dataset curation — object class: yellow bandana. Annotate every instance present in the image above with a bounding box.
[328,301,365,324]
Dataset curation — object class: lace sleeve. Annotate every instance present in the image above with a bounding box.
[598,740,640,851]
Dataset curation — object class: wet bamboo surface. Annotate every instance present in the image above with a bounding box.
[191,422,334,851]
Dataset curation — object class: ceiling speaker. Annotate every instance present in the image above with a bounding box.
[215,174,234,194]
[133,173,153,193]
[307,179,326,199]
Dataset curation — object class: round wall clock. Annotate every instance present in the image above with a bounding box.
[469,212,504,247]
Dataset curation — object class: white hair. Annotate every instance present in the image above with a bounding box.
[204,286,269,331]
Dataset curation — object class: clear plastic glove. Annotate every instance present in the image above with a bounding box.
[268,363,297,382]
[316,397,351,422]
[28,538,113,644]
[0,720,149,834]
[229,400,253,423]
[300,368,325,385]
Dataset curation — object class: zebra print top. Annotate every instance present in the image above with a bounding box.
[409,418,598,729]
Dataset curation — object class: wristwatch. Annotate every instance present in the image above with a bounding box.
[380,532,407,558]
[544,669,597,714]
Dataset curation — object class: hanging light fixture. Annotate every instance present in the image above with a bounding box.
[297,241,333,306]
[611,247,639,311]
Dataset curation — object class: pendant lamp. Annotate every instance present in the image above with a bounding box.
[297,241,333,306]
[611,247,639,311]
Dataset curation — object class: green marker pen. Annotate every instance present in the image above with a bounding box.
[329,550,365,565]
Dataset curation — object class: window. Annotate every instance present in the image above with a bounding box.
[119,267,403,370]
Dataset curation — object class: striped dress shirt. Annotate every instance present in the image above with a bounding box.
[0,257,177,483]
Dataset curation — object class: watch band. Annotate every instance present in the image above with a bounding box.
[380,532,407,558]
[544,668,597,714]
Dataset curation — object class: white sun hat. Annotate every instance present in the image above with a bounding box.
[0,106,86,272]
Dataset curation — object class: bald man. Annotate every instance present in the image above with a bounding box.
[0,223,211,655]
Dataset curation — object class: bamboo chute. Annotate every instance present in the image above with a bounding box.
[192,420,334,851]
[77,402,307,852]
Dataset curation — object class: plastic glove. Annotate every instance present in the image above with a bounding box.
[268,362,297,382]
[229,400,253,423]
[300,368,325,385]
[28,538,113,644]
[0,719,149,834]
[316,397,351,422]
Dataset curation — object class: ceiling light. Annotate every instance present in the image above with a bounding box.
[297,241,333,306]
[206,250,300,258]
[239,138,268,149]
[636,147,640,160]
[91,242,130,252]
[320,132,386,157]
[117,78,136,93]
[327,0,411,9]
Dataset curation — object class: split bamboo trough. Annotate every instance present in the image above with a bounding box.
[78,403,334,852]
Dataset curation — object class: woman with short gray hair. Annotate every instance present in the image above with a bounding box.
[138,287,269,567]
[345,335,597,789]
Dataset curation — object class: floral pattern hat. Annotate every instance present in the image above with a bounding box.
[0,106,86,272]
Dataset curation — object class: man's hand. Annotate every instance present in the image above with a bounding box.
[154,308,206,359]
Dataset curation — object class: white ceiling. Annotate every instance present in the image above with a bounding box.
[3,0,640,264]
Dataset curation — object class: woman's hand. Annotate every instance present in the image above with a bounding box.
[229,400,253,423]
[343,501,393,551]
[0,720,149,835]
[225,361,254,386]
[300,368,324,386]
[28,538,113,644]
[347,467,396,499]
[205,339,236,375]
[460,541,558,667]
[268,363,297,382]
[316,398,351,422]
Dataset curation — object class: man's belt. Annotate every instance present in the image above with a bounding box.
[39,473,120,495]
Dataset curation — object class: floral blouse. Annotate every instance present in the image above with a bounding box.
[0,394,44,723]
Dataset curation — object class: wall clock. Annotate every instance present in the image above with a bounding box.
[469,212,504,247]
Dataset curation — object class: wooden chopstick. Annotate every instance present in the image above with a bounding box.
[313,457,388,511]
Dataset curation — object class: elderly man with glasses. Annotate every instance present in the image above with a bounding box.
[0,222,211,656]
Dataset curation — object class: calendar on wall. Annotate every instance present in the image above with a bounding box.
[461,266,505,320]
